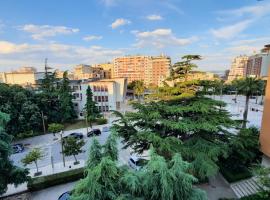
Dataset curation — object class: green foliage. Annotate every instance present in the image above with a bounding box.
[253,166,270,195]
[95,118,108,125]
[0,83,43,137]
[85,85,100,125]
[219,166,251,183]
[63,137,85,163]
[87,138,102,168]
[48,123,64,134]
[59,71,77,122]
[0,111,28,195]
[28,167,84,191]
[113,97,237,180]
[21,148,44,173]
[133,80,145,100]
[103,132,118,161]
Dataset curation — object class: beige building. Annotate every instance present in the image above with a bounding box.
[92,63,113,79]
[113,55,170,86]
[227,56,248,82]
[186,71,217,81]
[0,67,44,87]
[73,64,105,80]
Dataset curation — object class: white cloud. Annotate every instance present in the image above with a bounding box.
[210,20,253,39]
[146,15,163,21]
[83,35,103,41]
[19,24,79,40]
[132,28,198,48]
[0,40,123,71]
[110,18,131,29]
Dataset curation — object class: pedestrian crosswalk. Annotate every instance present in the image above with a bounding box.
[230,177,261,198]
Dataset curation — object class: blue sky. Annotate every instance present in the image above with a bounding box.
[0,0,270,72]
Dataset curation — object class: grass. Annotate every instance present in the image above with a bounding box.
[64,120,88,131]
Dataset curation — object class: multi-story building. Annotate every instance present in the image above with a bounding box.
[246,51,270,79]
[227,56,248,82]
[0,67,45,87]
[73,64,105,80]
[70,78,127,118]
[113,55,170,86]
[92,63,113,79]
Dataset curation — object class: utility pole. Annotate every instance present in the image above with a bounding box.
[60,130,66,167]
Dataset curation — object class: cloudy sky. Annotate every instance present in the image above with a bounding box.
[0,0,269,72]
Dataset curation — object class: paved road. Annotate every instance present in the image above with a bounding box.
[10,124,132,171]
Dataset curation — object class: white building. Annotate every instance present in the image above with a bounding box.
[70,78,127,118]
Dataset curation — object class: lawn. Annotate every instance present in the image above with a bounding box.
[64,120,88,131]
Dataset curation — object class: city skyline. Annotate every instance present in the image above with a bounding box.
[0,0,270,72]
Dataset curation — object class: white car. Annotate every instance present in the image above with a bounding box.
[128,155,149,171]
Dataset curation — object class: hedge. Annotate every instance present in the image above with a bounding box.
[219,166,252,183]
[95,118,108,125]
[27,167,84,191]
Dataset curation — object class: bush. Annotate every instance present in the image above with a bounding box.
[27,167,84,191]
[219,166,252,183]
[95,118,108,125]
[239,193,270,200]
[16,130,39,139]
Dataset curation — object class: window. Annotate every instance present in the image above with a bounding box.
[94,96,98,102]
[98,96,101,102]
[96,86,100,92]
[105,96,108,102]
[79,112,83,117]
[105,86,108,92]
[101,96,104,102]
[101,85,104,92]
[73,93,79,99]
[73,86,79,91]
[93,85,97,92]
[106,106,109,111]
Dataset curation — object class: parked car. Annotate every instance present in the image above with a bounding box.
[12,144,24,154]
[87,129,101,137]
[102,126,110,132]
[63,132,83,140]
[128,155,149,171]
[58,191,71,200]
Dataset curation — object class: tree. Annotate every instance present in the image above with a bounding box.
[171,55,202,83]
[253,166,270,198]
[0,111,28,195]
[133,81,145,101]
[103,132,118,161]
[85,85,100,128]
[59,71,77,122]
[63,137,85,164]
[113,97,237,180]
[48,123,64,136]
[86,138,102,168]
[234,77,262,128]
[21,148,43,175]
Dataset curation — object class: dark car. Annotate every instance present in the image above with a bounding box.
[58,191,71,200]
[64,132,83,140]
[12,144,24,154]
[87,129,101,137]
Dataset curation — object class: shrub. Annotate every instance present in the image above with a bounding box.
[27,167,84,191]
[219,166,252,183]
[95,118,108,125]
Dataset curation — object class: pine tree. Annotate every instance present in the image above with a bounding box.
[85,85,100,127]
[103,132,118,161]
[86,138,102,168]
[59,71,77,122]
[0,112,28,194]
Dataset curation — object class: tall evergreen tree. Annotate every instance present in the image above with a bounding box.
[59,71,77,122]
[85,85,100,126]
[0,112,28,194]
[103,132,118,161]
[86,138,102,168]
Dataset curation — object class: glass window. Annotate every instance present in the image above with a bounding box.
[105,96,108,102]
[98,96,101,102]
[94,96,98,102]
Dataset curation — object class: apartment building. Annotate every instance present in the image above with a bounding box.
[92,63,113,79]
[70,78,127,118]
[113,55,170,86]
[246,52,270,79]
[73,64,105,80]
[0,67,45,87]
[227,56,248,82]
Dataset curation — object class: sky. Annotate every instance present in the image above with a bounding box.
[0,0,270,72]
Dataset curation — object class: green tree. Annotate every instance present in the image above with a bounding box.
[59,71,77,122]
[103,132,118,161]
[86,138,102,168]
[63,137,85,164]
[113,97,237,180]
[134,80,145,101]
[48,123,64,136]
[252,166,270,198]
[85,85,100,128]
[234,77,262,128]
[0,111,28,195]
[21,148,43,174]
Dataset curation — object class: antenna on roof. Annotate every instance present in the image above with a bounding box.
[45,58,48,75]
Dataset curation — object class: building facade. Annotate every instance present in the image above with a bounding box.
[246,53,270,79]
[70,78,127,118]
[0,67,45,87]
[92,63,113,79]
[73,64,105,80]
[227,56,248,82]
[113,55,170,86]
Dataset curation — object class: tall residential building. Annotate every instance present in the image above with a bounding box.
[227,56,248,82]
[0,67,45,87]
[113,55,171,86]
[246,49,270,79]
